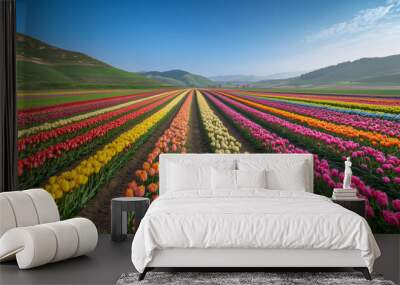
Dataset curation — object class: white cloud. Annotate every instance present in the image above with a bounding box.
[277,25,400,73]
[260,0,400,73]
[308,0,400,42]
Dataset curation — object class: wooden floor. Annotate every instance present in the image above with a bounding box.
[1,234,398,285]
[0,235,134,285]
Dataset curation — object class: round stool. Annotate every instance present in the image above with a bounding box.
[111,197,150,242]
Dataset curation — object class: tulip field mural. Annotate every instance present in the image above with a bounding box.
[16,0,400,233]
[16,87,400,233]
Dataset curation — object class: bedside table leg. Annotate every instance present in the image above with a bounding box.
[354,267,371,280]
[111,202,124,241]
[138,267,148,281]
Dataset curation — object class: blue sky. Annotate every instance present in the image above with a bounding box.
[17,0,400,76]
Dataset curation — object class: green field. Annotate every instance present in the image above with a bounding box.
[17,89,162,110]
[17,61,168,91]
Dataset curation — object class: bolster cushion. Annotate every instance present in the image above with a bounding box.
[0,218,98,269]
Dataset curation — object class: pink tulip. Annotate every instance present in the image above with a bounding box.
[365,204,374,218]
[382,164,393,170]
[392,199,400,211]
[395,212,400,222]
[382,210,399,226]
[374,191,389,208]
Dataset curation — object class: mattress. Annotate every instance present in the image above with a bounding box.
[131,189,380,273]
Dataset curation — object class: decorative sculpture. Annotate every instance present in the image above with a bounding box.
[343,157,353,189]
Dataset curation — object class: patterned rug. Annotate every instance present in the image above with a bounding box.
[116,271,396,285]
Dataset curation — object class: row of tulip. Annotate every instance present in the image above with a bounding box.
[220,91,400,149]
[196,90,242,153]
[244,91,400,105]
[233,91,400,121]
[18,90,178,138]
[18,94,177,178]
[43,91,187,206]
[124,91,193,200]
[18,92,174,154]
[237,91,400,113]
[234,92,400,138]
[18,90,167,128]
[214,91,400,191]
[204,91,400,232]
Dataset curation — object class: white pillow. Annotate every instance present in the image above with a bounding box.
[167,163,212,192]
[238,158,310,191]
[212,168,237,190]
[266,161,308,191]
[236,169,267,189]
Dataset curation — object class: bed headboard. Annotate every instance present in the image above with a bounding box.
[159,153,314,195]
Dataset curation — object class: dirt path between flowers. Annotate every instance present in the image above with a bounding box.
[186,94,211,153]
[79,104,182,233]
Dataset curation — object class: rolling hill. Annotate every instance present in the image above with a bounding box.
[16,33,167,90]
[209,71,306,84]
[254,54,400,87]
[140,70,215,87]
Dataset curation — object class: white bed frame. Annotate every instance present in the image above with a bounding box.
[140,154,370,280]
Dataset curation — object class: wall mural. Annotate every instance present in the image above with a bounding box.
[16,0,400,233]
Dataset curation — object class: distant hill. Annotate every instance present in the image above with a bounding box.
[254,54,400,87]
[210,71,306,84]
[140,69,215,87]
[16,33,167,90]
[209,75,268,83]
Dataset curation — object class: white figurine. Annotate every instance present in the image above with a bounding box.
[343,157,352,189]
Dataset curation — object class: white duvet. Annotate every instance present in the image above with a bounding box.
[131,189,380,273]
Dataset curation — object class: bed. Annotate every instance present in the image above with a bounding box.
[131,154,380,280]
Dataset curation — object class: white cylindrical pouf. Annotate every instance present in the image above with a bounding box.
[0,196,17,237]
[0,226,57,269]
[24,189,60,224]
[64,218,98,257]
[1,192,39,227]
[42,221,79,262]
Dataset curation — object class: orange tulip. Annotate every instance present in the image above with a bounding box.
[135,185,145,197]
[125,188,134,197]
[148,168,156,177]
[128,181,137,189]
[143,162,151,171]
[148,182,158,194]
